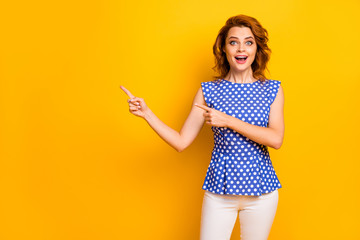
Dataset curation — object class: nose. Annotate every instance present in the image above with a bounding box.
[237,44,245,52]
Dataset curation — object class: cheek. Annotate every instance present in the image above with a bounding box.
[249,50,257,64]
[250,46,257,56]
[225,53,233,62]
[248,50,257,61]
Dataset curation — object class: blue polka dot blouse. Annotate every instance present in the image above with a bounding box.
[200,78,282,196]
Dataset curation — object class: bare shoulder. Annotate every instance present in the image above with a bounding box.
[193,86,206,105]
[277,84,284,98]
[268,83,284,128]
[271,83,284,107]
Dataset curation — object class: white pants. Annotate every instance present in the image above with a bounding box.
[200,190,279,240]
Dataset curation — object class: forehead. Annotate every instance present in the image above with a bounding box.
[226,26,254,39]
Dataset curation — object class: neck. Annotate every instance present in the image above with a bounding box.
[224,69,257,83]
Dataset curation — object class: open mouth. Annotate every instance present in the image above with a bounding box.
[235,56,248,64]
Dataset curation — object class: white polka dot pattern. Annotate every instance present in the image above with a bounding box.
[200,79,282,196]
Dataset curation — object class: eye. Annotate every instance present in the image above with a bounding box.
[230,41,237,45]
[245,41,254,45]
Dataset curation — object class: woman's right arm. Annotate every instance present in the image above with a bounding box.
[120,86,207,152]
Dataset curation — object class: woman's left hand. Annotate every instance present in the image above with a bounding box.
[195,104,230,128]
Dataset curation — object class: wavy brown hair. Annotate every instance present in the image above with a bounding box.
[212,15,271,82]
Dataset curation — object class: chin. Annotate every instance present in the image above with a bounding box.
[233,65,252,72]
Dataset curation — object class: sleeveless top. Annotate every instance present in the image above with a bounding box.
[200,78,282,196]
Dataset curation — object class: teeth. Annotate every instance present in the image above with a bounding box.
[235,56,247,60]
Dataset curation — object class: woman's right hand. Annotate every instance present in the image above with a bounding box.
[120,85,150,119]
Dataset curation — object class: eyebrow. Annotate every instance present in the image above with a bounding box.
[228,36,254,40]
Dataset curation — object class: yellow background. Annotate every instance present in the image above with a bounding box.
[1,0,359,239]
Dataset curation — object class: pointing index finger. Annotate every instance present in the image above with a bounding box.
[195,103,211,111]
[120,85,135,98]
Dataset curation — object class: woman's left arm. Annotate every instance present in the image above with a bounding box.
[195,85,284,149]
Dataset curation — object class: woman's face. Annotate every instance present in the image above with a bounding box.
[223,26,257,73]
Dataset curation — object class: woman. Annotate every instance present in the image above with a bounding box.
[120,14,284,240]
